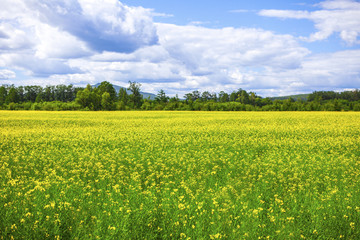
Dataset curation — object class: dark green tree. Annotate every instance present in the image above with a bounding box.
[101,92,113,110]
[155,89,169,103]
[236,89,250,104]
[192,91,201,101]
[24,86,43,102]
[118,88,128,106]
[0,86,7,105]
[35,92,44,103]
[229,91,237,102]
[96,81,117,103]
[169,94,179,103]
[54,85,66,102]
[201,91,212,102]
[17,86,25,102]
[75,84,101,110]
[218,91,229,102]
[44,86,55,102]
[128,81,143,109]
[184,93,193,102]
[6,87,19,104]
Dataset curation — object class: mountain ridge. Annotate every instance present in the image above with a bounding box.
[93,83,156,100]
[93,82,312,101]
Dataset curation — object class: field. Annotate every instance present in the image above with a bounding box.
[1,111,360,239]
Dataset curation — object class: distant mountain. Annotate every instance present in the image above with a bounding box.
[93,83,156,100]
[270,94,310,101]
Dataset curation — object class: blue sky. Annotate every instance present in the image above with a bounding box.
[123,0,316,30]
[0,0,359,96]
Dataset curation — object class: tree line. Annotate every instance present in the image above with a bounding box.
[1,81,360,111]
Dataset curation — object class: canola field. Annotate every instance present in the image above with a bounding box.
[1,111,360,239]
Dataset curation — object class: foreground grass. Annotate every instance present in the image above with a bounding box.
[0,111,359,239]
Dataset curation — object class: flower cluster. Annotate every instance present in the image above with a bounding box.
[0,111,359,239]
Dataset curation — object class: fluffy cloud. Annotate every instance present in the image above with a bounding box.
[0,69,16,80]
[241,49,360,96]
[157,23,309,72]
[0,0,158,77]
[24,0,158,53]
[61,22,310,95]
[1,0,359,97]
[259,0,360,44]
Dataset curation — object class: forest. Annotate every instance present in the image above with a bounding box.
[0,81,360,111]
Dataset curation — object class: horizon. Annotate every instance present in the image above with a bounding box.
[0,0,359,97]
[3,81,358,99]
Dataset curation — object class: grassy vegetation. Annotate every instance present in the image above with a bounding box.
[269,93,310,101]
[1,111,359,239]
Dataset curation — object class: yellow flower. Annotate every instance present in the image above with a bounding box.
[350,222,355,229]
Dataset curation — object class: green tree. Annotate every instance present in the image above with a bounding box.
[118,88,128,106]
[24,86,43,102]
[218,91,229,102]
[96,81,117,103]
[192,91,200,101]
[75,84,100,110]
[44,86,55,102]
[201,91,212,102]
[65,84,76,102]
[236,89,250,104]
[6,87,19,104]
[155,89,169,103]
[54,85,67,102]
[184,93,193,102]
[249,92,256,106]
[101,92,113,110]
[0,86,7,105]
[35,92,44,103]
[169,94,179,103]
[128,81,143,109]
[17,86,25,102]
[229,91,237,102]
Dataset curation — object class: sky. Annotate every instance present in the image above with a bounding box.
[0,0,359,97]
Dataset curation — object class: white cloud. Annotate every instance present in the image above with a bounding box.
[317,0,360,9]
[229,10,251,13]
[1,0,359,97]
[0,51,83,77]
[258,10,311,19]
[152,23,310,94]
[150,12,174,18]
[250,49,360,96]
[157,23,309,72]
[24,0,158,52]
[188,21,211,26]
[259,0,360,45]
[34,24,91,59]
[61,23,310,95]
[0,0,158,77]
[0,69,16,80]
[0,22,34,51]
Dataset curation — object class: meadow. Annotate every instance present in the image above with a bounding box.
[0,111,359,239]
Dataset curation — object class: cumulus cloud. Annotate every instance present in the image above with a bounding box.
[1,0,359,97]
[0,0,158,77]
[0,69,16,80]
[25,0,158,53]
[157,23,310,72]
[248,49,360,96]
[61,22,310,95]
[152,23,310,94]
[259,0,360,45]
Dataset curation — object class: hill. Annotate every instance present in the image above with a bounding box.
[93,83,156,100]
